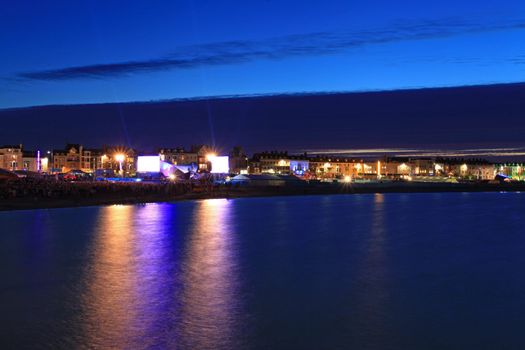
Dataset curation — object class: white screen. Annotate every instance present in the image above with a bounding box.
[137,156,161,172]
[209,156,229,174]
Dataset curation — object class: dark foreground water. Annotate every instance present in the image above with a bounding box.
[1,193,525,349]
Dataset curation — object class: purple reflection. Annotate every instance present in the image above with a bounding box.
[79,201,241,349]
[130,203,177,347]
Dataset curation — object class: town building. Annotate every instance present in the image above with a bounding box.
[309,157,359,179]
[101,146,137,176]
[0,146,49,173]
[190,145,215,172]
[249,151,309,175]
[159,147,199,165]
[409,158,435,176]
[380,158,417,177]
[229,146,249,174]
[52,144,87,172]
[22,151,49,173]
[438,159,495,180]
[496,163,524,180]
[52,144,135,174]
[82,148,105,171]
[0,145,23,171]
[159,145,215,172]
[2,140,516,182]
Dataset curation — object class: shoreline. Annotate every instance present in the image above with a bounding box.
[1,181,524,211]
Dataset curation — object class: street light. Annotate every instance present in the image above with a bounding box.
[115,153,125,175]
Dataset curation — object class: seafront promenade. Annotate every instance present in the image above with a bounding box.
[1,177,524,211]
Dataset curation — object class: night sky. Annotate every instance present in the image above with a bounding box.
[1,83,524,155]
[1,1,524,153]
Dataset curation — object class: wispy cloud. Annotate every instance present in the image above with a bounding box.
[16,18,525,81]
[508,55,525,64]
[301,147,525,158]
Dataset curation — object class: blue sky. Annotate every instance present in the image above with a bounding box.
[1,0,524,108]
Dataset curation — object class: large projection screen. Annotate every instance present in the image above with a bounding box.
[209,156,229,174]
[137,156,161,172]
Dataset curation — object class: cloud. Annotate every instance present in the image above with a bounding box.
[508,55,525,64]
[302,147,525,158]
[16,18,525,81]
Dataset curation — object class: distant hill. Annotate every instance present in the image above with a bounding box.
[1,82,524,153]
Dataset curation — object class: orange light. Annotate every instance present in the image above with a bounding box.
[114,154,125,162]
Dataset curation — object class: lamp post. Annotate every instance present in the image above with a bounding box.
[115,154,125,176]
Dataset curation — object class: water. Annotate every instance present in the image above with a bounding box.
[1,193,525,349]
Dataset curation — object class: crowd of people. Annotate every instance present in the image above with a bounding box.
[0,177,197,200]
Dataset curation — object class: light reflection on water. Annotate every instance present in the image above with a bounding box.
[178,199,240,349]
[81,205,146,346]
[350,193,390,345]
[2,193,525,349]
[79,200,239,349]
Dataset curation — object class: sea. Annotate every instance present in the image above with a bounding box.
[1,192,524,349]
